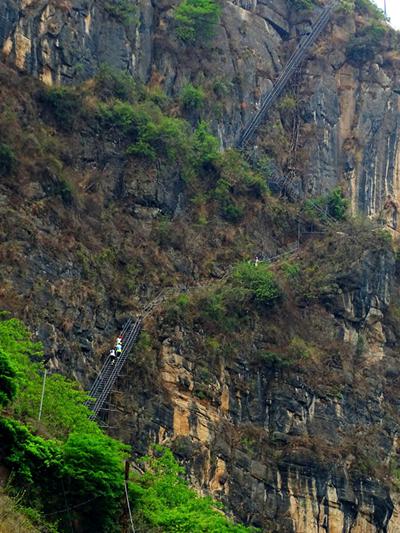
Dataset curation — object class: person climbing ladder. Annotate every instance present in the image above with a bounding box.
[115,336,123,358]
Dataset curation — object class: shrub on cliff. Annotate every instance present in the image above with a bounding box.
[288,0,314,10]
[0,349,17,407]
[95,64,137,101]
[104,0,137,26]
[173,0,221,44]
[38,86,81,131]
[0,318,97,439]
[346,21,386,65]
[0,143,17,176]
[304,187,348,221]
[100,100,219,177]
[129,446,258,532]
[233,262,281,306]
[354,0,387,21]
[180,83,205,111]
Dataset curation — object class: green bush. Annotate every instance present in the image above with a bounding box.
[258,351,293,368]
[39,87,81,131]
[354,0,387,21]
[201,291,227,323]
[95,65,137,101]
[104,0,137,26]
[287,336,313,360]
[277,94,297,113]
[0,349,17,407]
[180,83,205,110]
[214,179,244,222]
[100,100,219,177]
[0,143,17,176]
[346,22,386,65]
[216,150,267,198]
[129,446,258,532]
[191,120,220,167]
[0,416,62,485]
[280,260,301,280]
[61,432,128,532]
[0,318,97,439]
[0,417,127,532]
[305,187,348,221]
[173,0,221,44]
[233,262,281,305]
[326,188,349,220]
[211,150,267,222]
[288,0,314,10]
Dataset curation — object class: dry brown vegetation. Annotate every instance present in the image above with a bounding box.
[0,490,38,533]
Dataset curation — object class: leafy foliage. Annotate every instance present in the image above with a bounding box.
[304,188,348,221]
[104,0,137,26]
[61,432,128,532]
[0,318,97,439]
[346,21,386,65]
[0,143,17,176]
[0,349,17,406]
[354,0,387,21]
[288,0,314,10]
[95,64,137,101]
[0,317,255,532]
[212,150,267,222]
[173,0,221,44]
[38,87,81,131]
[130,447,258,532]
[100,99,219,178]
[233,261,281,305]
[180,83,205,110]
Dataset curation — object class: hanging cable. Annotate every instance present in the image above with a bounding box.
[124,480,135,533]
[38,367,47,421]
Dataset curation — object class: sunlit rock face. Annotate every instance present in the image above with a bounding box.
[2,0,400,218]
[3,1,400,531]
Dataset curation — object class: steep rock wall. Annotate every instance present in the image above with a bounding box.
[2,2,400,532]
[2,1,400,218]
[110,241,400,531]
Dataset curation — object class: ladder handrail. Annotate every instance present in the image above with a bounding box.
[86,318,133,404]
[89,319,141,412]
[237,0,339,148]
[88,318,142,418]
[89,323,141,418]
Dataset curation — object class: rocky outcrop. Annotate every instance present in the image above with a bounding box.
[2,0,400,219]
[2,1,400,532]
[108,238,400,532]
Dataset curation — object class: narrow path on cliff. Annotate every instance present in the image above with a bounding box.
[237,0,339,149]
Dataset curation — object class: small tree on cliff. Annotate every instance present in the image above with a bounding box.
[0,349,17,407]
[173,0,221,44]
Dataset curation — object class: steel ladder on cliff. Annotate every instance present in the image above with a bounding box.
[86,317,142,419]
[237,0,339,149]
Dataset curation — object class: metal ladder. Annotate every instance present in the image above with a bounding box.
[86,317,142,419]
[237,0,339,148]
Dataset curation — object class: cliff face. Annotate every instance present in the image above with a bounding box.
[111,230,400,532]
[2,1,400,532]
[2,0,400,218]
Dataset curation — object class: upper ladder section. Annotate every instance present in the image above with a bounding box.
[86,317,142,419]
[237,0,339,149]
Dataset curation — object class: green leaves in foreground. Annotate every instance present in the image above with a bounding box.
[130,447,258,532]
[0,318,97,439]
[0,316,256,532]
